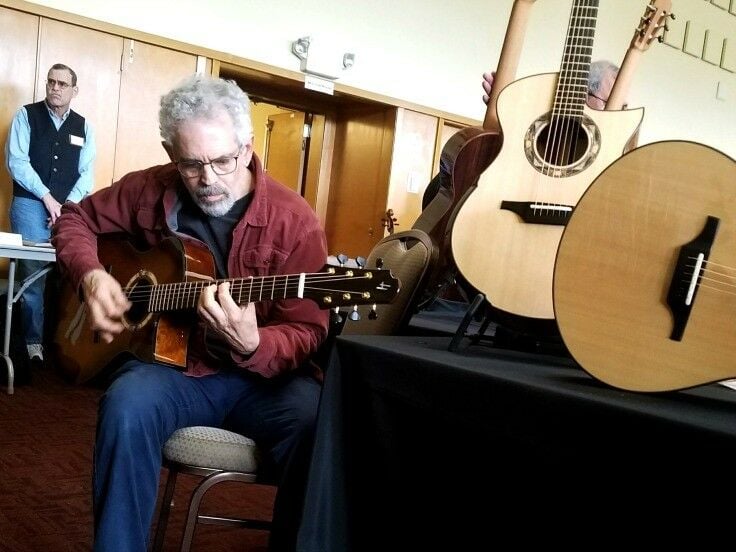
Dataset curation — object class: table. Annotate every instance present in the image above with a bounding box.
[0,242,56,394]
[298,335,736,550]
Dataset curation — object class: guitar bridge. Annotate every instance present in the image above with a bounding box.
[500,201,572,225]
[666,215,719,341]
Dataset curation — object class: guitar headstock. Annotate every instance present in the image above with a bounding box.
[632,0,673,51]
[307,264,401,309]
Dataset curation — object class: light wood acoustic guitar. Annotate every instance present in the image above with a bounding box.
[52,235,400,384]
[450,0,671,323]
[413,0,536,302]
[554,141,736,393]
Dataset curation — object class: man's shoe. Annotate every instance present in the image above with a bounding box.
[27,343,44,361]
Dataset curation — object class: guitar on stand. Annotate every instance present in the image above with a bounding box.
[554,141,736,393]
[413,0,536,311]
[450,0,671,340]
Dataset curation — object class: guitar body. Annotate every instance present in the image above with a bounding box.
[554,141,736,392]
[451,72,643,320]
[412,0,536,306]
[53,236,213,384]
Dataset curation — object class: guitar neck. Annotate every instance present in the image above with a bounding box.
[554,0,598,117]
[606,48,640,110]
[137,275,306,312]
[483,0,535,132]
[606,0,674,111]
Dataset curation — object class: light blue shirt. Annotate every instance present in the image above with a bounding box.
[5,102,96,203]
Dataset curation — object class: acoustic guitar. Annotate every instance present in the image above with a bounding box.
[554,141,736,393]
[450,0,670,322]
[413,0,536,301]
[53,235,400,384]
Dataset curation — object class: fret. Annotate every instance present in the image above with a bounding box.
[552,0,599,116]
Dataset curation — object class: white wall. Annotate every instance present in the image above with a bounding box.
[28,0,736,157]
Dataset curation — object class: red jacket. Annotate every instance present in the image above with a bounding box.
[51,154,329,378]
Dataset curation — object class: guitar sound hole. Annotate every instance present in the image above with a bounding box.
[126,276,152,326]
[536,118,589,167]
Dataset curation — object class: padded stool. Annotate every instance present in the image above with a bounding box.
[151,426,272,551]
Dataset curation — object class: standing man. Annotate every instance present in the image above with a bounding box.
[52,74,327,552]
[5,63,95,369]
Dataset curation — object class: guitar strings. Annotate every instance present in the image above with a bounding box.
[539,0,597,217]
[122,274,375,296]
[561,0,595,169]
[553,0,579,169]
[564,0,595,168]
[686,258,736,296]
[120,273,381,304]
[547,0,582,171]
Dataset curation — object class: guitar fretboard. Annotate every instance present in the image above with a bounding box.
[134,274,307,312]
[553,0,599,118]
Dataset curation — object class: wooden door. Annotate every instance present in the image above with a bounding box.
[302,114,326,212]
[265,111,304,193]
[325,106,396,258]
[37,19,124,192]
[0,7,39,237]
[113,40,198,182]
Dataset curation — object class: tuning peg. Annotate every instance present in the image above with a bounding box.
[355,256,366,268]
[348,305,361,321]
[368,304,378,320]
[375,257,384,269]
[336,253,349,266]
[331,307,344,326]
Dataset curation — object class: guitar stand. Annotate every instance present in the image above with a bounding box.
[448,293,495,352]
[448,293,571,358]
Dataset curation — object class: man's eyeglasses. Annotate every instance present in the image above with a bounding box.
[587,91,607,103]
[46,78,72,90]
[587,91,627,110]
[175,153,241,178]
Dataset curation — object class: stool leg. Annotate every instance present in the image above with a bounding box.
[151,467,179,552]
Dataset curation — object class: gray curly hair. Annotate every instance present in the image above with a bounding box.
[159,74,253,148]
[588,59,619,97]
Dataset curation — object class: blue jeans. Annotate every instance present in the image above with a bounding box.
[93,359,321,552]
[9,196,50,347]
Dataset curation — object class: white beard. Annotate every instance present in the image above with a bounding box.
[190,187,235,217]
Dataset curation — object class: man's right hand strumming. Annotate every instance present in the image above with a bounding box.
[81,269,131,343]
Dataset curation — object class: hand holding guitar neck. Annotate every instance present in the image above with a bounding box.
[606,0,673,110]
[483,0,536,132]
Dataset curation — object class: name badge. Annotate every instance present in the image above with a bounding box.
[69,134,85,147]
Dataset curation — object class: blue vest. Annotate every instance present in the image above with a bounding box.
[13,100,86,203]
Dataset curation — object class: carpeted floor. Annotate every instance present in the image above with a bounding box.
[0,363,274,552]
